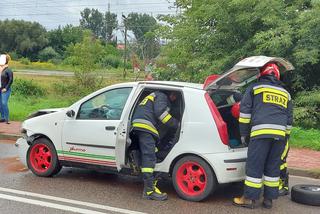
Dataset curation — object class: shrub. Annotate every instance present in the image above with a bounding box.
[53,81,93,98]
[100,55,121,68]
[293,89,320,129]
[12,79,46,97]
[38,47,60,62]
[19,57,30,65]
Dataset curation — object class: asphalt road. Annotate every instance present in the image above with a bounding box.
[0,139,319,214]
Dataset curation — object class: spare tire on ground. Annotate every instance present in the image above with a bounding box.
[291,184,320,206]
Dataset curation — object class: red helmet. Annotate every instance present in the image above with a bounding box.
[260,63,280,80]
[231,102,240,119]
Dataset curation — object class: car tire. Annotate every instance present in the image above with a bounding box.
[291,184,320,206]
[27,138,61,177]
[172,156,217,202]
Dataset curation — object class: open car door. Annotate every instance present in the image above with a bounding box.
[204,56,294,91]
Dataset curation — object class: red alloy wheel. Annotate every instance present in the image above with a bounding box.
[176,161,207,196]
[29,143,53,173]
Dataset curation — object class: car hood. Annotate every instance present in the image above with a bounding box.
[27,108,66,119]
[205,56,295,90]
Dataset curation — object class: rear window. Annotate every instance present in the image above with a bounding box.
[216,68,259,86]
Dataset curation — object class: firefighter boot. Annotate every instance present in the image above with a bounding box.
[233,196,256,209]
[142,173,168,201]
[279,176,289,196]
[279,187,289,196]
[263,198,273,209]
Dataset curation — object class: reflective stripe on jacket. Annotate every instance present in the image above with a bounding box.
[131,91,178,137]
[239,75,293,140]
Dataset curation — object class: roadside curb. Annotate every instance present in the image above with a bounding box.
[288,167,320,180]
[0,133,21,141]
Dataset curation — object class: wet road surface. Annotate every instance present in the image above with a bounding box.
[0,139,319,214]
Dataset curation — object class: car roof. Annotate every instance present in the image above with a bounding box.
[111,81,203,90]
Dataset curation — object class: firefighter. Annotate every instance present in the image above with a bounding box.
[279,139,290,196]
[233,63,293,209]
[131,90,179,201]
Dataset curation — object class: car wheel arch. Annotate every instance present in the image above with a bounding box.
[169,153,217,179]
[28,134,53,146]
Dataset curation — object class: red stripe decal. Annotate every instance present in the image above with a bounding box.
[59,156,116,166]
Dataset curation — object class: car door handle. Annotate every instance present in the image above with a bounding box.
[105,126,116,131]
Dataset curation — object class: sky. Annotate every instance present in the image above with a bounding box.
[0,0,176,30]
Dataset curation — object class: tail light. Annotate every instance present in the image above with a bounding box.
[203,74,221,89]
[205,93,229,145]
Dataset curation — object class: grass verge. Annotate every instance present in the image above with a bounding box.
[9,95,77,121]
[290,127,320,151]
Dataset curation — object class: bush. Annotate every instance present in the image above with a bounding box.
[19,57,30,65]
[53,81,93,98]
[293,89,320,129]
[7,51,20,60]
[100,55,122,68]
[38,47,60,62]
[12,79,46,97]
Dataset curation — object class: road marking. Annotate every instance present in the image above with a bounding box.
[0,187,147,214]
[0,193,108,214]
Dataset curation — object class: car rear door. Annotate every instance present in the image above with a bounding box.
[204,56,294,91]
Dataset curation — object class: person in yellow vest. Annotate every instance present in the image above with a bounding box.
[131,91,179,201]
[233,63,293,209]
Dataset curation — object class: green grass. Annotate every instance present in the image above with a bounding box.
[9,95,77,121]
[290,127,320,151]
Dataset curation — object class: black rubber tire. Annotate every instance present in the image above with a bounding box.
[27,138,62,177]
[172,156,217,202]
[291,184,320,206]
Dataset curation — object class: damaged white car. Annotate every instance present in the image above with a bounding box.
[16,56,294,201]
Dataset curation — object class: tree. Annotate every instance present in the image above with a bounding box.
[104,11,118,43]
[125,13,160,61]
[64,31,105,91]
[0,19,48,60]
[38,47,60,62]
[47,25,84,56]
[158,0,320,90]
[80,8,117,42]
[291,2,320,91]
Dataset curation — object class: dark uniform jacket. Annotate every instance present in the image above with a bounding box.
[239,75,293,140]
[132,91,179,138]
[1,67,13,90]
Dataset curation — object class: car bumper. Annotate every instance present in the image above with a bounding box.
[203,149,247,184]
[15,138,29,167]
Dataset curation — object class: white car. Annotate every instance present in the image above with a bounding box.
[15,56,294,201]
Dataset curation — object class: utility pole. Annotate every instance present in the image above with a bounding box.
[122,14,127,79]
[106,1,111,42]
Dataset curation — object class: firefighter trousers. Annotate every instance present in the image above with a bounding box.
[279,140,289,190]
[244,138,286,200]
[135,130,157,171]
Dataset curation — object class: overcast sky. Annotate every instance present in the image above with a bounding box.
[0,0,176,30]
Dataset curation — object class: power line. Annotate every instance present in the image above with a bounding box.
[0,11,176,18]
[0,0,177,29]
[2,2,176,8]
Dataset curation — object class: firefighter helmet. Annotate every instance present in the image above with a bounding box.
[260,63,280,80]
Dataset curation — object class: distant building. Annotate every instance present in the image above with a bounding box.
[117,44,125,50]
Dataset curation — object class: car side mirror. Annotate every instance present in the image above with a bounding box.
[66,110,75,118]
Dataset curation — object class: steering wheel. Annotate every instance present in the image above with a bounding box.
[100,104,112,111]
